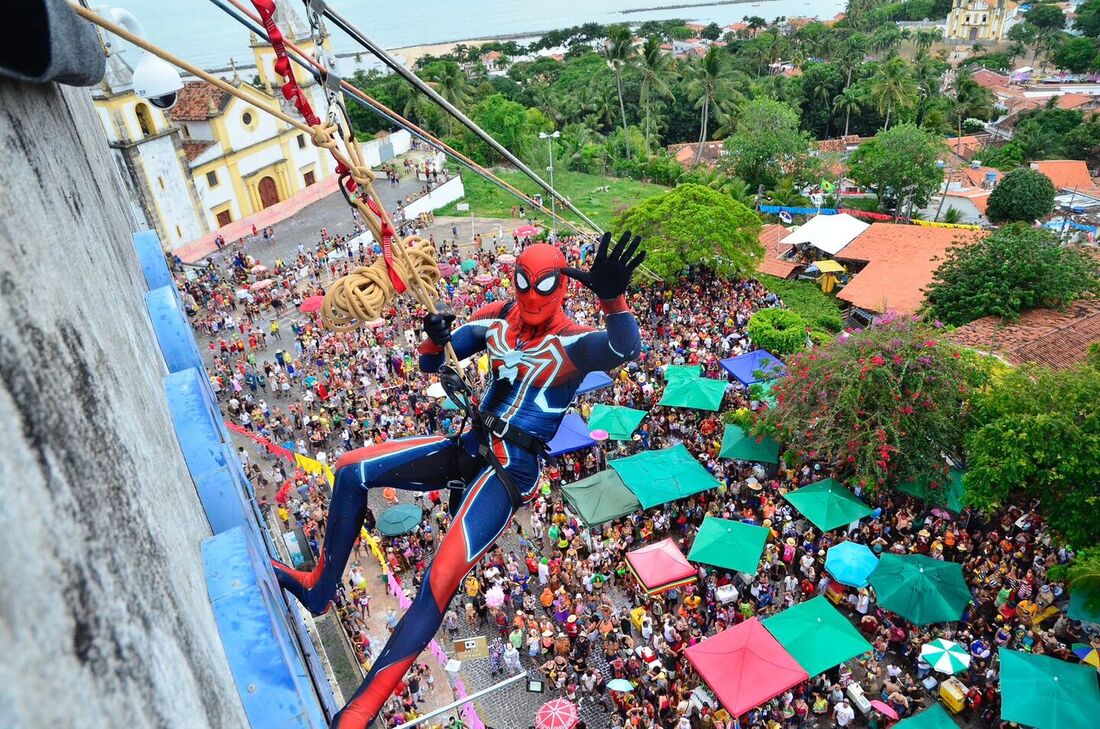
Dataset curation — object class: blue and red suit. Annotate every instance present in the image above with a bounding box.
[272,239,644,728]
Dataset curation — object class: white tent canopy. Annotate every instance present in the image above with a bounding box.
[780,213,870,256]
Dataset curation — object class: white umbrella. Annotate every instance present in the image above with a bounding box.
[425,382,447,399]
[919,638,971,675]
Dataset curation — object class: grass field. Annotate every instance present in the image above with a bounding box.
[438,168,667,231]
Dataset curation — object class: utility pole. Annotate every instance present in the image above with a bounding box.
[539,131,561,238]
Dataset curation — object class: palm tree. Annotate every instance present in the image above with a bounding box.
[766,178,808,206]
[639,35,673,153]
[950,72,993,156]
[603,25,636,160]
[685,46,736,165]
[839,33,870,89]
[429,63,470,134]
[915,29,941,58]
[871,57,917,129]
[833,87,863,137]
[807,75,835,137]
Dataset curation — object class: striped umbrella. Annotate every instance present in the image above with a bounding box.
[535,698,578,729]
[919,638,970,675]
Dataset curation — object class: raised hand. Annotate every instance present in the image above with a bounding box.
[562,231,646,300]
[422,312,456,346]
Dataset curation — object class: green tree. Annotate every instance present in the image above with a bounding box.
[723,98,813,188]
[639,35,674,153]
[747,308,808,356]
[603,24,636,160]
[985,167,1057,223]
[847,123,946,214]
[473,93,532,164]
[1078,0,1100,37]
[685,46,739,165]
[426,61,471,133]
[1049,546,1100,613]
[754,316,977,491]
[965,365,1100,548]
[1026,3,1067,32]
[612,183,763,281]
[870,57,918,129]
[700,22,722,41]
[1054,36,1099,74]
[833,86,865,138]
[949,72,994,155]
[926,224,1100,325]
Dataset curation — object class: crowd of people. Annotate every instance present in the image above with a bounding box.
[178,223,1096,729]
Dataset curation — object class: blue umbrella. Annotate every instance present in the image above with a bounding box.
[377,504,423,536]
[825,541,879,588]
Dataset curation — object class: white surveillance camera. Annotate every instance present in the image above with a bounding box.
[133,52,183,110]
[107,7,183,109]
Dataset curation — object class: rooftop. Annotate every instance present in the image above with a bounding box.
[836,223,986,314]
[170,81,232,122]
[948,298,1100,369]
[182,140,216,162]
[1031,160,1098,192]
[756,224,799,279]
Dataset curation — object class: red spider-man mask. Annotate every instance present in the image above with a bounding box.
[513,243,567,328]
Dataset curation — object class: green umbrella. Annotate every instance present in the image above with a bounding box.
[587,404,647,441]
[658,376,728,411]
[762,596,873,677]
[868,554,971,625]
[665,364,702,380]
[561,470,641,527]
[748,381,777,407]
[461,258,478,272]
[782,478,872,532]
[687,517,769,574]
[893,704,959,729]
[610,444,719,509]
[999,647,1100,729]
[719,424,780,464]
[897,468,967,513]
[377,504,423,536]
[919,638,970,675]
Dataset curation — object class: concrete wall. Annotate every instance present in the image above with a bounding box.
[403,174,466,219]
[0,79,247,728]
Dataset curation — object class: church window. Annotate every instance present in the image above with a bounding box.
[135,103,153,137]
[297,133,307,149]
[207,170,219,187]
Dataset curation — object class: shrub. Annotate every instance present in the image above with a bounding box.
[758,276,844,333]
[748,308,809,355]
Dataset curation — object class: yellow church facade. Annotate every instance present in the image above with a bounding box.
[946,0,1009,43]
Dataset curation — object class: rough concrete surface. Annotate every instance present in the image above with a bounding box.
[0,79,247,728]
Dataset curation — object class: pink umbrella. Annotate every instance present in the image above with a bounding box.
[498,253,516,264]
[870,700,899,720]
[249,278,274,291]
[590,429,610,442]
[474,274,494,285]
[365,318,386,328]
[535,698,578,729]
[251,264,268,274]
[439,262,458,277]
[300,295,324,313]
[515,224,539,238]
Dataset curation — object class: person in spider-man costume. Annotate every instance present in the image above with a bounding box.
[271,232,645,728]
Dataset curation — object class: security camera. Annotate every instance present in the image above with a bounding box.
[107,7,182,109]
[133,52,182,110]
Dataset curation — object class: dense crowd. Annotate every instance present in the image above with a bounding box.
[179,228,1096,729]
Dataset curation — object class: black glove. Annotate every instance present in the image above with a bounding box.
[422,312,455,346]
[562,231,646,300]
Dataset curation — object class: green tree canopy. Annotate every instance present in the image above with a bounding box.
[986,167,1057,223]
[1078,0,1100,37]
[965,365,1100,547]
[847,123,946,211]
[612,183,763,281]
[723,98,814,188]
[1054,36,1099,74]
[754,316,978,491]
[747,308,808,356]
[925,224,1100,325]
[1026,3,1067,31]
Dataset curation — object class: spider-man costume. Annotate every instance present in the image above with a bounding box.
[272,234,645,728]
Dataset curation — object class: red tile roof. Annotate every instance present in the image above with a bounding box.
[667,141,725,168]
[948,298,1100,369]
[169,81,231,122]
[1031,160,1097,192]
[756,224,800,279]
[835,223,986,314]
[182,140,215,162]
[971,69,1010,89]
[945,135,988,161]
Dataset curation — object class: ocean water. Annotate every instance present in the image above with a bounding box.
[110,0,846,70]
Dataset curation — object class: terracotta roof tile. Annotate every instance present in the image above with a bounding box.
[182,140,215,162]
[971,69,1010,89]
[1031,160,1098,192]
[835,223,986,314]
[756,224,799,278]
[948,298,1100,369]
[169,81,231,122]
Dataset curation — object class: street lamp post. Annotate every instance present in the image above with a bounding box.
[539,131,561,238]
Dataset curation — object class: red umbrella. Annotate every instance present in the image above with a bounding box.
[535,698,578,729]
[515,224,539,237]
[300,295,324,313]
[870,700,899,720]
